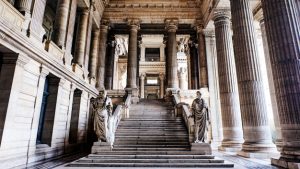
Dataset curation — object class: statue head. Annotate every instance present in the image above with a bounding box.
[196,91,202,99]
[98,90,107,99]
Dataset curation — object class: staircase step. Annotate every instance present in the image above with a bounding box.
[67,162,234,168]
[94,151,206,155]
[87,154,215,159]
[76,158,225,163]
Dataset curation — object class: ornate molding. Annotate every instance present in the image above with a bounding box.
[212,8,231,21]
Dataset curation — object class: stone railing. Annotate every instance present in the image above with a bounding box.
[0,0,25,32]
[108,94,131,145]
[44,40,64,64]
[92,94,131,153]
[173,94,194,143]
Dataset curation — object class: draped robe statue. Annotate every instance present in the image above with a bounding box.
[191,91,210,143]
[92,91,113,142]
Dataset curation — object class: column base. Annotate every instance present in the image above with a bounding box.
[237,149,279,159]
[191,143,212,155]
[72,63,84,79]
[125,88,139,104]
[89,77,96,87]
[218,140,243,152]
[271,157,300,169]
[219,146,242,152]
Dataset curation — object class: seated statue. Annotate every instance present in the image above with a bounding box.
[91,91,113,142]
[191,91,210,143]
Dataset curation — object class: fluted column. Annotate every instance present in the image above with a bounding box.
[73,9,89,66]
[125,19,140,89]
[213,10,244,151]
[65,0,77,56]
[257,13,283,150]
[52,0,71,48]
[230,0,275,155]
[97,19,109,90]
[89,29,100,79]
[165,18,179,89]
[159,73,165,98]
[84,9,93,71]
[105,35,116,90]
[140,74,145,98]
[261,0,300,167]
[196,21,209,88]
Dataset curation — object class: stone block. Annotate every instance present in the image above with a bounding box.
[91,141,113,154]
[190,143,212,155]
[271,157,300,169]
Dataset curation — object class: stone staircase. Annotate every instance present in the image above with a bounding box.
[67,99,233,168]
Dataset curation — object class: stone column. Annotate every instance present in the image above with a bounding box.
[125,19,140,90]
[29,0,47,42]
[15,0,33,15]
[165,18,179,89]
[230,0,275,156]
[84,9,93,71]
[256,13,283,150]
[65,0,77,57]
[105,35,116,90]
[140,73,145,98]
[204,30,223,148]
[260,0,300,167]
[89,28,100,79]
[213,10,244,151]
[189,42,199,89]
[196,21,209,88]
[73,9,89,67]
[159,73,165,98]
[97,19,109,90]
[178,68,188,90]
[52,0,71,48]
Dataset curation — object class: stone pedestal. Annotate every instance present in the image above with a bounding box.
[191,143,212,155]
[91,141,112,153]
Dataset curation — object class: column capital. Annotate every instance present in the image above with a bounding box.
[100,19,110,31]
[159,73,165,80]
[165,18,178,32]
[140,73,146,80]
[212,8,231,22]
[254,9,264,24]
[127,18,141,31]
[194,19,204,33]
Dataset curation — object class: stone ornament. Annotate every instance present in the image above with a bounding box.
[190,91,210,143]
[92,91,113,143]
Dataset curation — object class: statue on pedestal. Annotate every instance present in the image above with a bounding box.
[92,91,113,142]
[191,91,210,143]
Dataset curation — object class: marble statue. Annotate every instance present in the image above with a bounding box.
[191,91,210,143]
[92,91,113,142]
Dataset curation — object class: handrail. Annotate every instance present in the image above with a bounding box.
[106,94,132,146]
[172,94,195,143]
